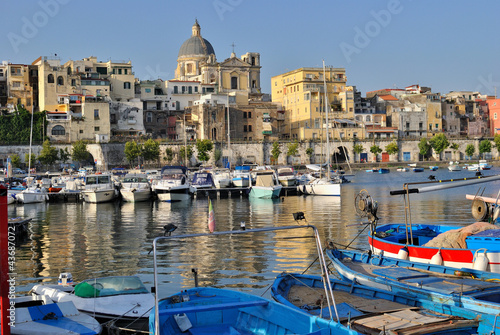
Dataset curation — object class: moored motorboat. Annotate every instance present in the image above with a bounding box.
[212,168,232,188]
[189,169,215,192]
[448,161,461,171]
[249,169,282,198]
[231,165,251,187]
[119,173,151,202]
[276,166,297,186]
[81,173,118,203]
[32,274,155,323]
[152,166,190,202]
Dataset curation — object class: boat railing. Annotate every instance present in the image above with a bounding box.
[151,225,340,334]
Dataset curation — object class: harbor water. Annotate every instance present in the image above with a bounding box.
[9,167,500,300]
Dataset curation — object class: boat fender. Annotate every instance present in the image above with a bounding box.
[430,249,442,265]
[397,246,409,260]
[473,249,489,271]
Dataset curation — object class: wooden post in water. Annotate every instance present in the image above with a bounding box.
[0,184,10,335]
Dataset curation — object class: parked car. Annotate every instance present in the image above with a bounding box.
[12,168,26,175]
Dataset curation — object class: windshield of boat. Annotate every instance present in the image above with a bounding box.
[80,276,149,297]
[123,176,148,183]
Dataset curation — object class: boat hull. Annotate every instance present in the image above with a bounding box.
[120,189,151,202]
[249,185,282,199]
[301,180,340,196]
[16,191,48,204]
[82,188,116,203]
[155,186,190,202]
[369,223,500,273]
[232,177,250,187]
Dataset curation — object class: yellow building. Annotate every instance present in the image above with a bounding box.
[6,63,34,111]
[271,67,356,140]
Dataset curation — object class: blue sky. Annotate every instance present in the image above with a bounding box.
[2,0,499,96]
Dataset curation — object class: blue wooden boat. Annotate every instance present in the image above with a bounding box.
[429,166,439,171]
[272,272,481,334]
[365,168,378,173]
[150,286,360,335]
[326,248,500,332]
[378,168,390,174]
[412,167,424,172]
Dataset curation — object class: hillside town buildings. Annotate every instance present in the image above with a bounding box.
[0,20,497,148]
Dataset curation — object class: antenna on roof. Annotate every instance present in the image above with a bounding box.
[231,42,236,53]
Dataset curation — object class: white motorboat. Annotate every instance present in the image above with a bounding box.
[276,166,297,186]
[212,168,232,188]
[11,294,101,334]
[16,186,48,204]
[119,173,152,202]
[299,175,342,196]
[152,166,190,202]
[479,159,493,170]
[249,169,282,199]
[81,174,118,203]
[232,166,251,187]
[448,161,461,171]
[32,275,155,323]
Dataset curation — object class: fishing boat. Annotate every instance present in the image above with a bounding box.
[149,225,362,335]
[396,167,409,172]
[16,185,48,204]
[272,272,481,334]
[231,165,251,187]
[356,176,500,273]
[81,173,118,203]
[32,274,155,323]
[10,295,101,335]
[378,168,389,174]
[429,166,438,171]
[276,166,297,186]
[119,173,152,202]
[326,247,500,331]
[412,167,424,172]
[249,169,282,198]
[152,166,190,202]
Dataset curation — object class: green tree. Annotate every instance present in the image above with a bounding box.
[479,140,492,159]
[179,145,194,166]
[450,143,459,151]
[196,139,214,162]
[385,142,399,156]
[418,138,431,160]
[465,143,475,158]
[25,153,36,168]
[11,154,21,168]
[353,144,364,162]
[271,141,281,164]
[142,139,160,166]
[213,148,222,164]
[124,141,141,167]
[38,140,59,167]
[494,134,500,149]
[287,140,299,157]
[164,147,174,164]
[59,147,71,164]
[370,145,382,161]
[429,134,449,160]
[306,147,314,163]
[72,140,91,166]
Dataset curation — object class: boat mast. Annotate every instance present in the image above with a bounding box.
[226,94,231,169]
[28,106,34,180]
[322,60,330,179]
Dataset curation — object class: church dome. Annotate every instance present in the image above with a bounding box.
[178,20,215,58]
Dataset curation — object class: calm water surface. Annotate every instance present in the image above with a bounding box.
[9,167,500,299]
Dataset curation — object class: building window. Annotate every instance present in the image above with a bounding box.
[124,82,131,89]
[173,86,178,94]
[94,109,99,119]
[118,69,122,75]
[248,125,252,132]
[188,86,192,94]
[124,69,128,74]
[248,112,251,118]
[147,112,152,123]
[435,123,438,129]
[51,125,65,135]
[231,76,238,89]
[495,113,497,120]
[243,112,247,118]
[0,69,3,77]
[429,124,432,131]
[243,125,247,132]
[12,81,20,88]
[79,130,83,134]
[187,64,193,73]
[94,127,100,131]
[194,86,198,93]
[48,74,54,83]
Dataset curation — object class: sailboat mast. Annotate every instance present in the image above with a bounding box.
[322,60,330,179]
[226,94,231,169]
[28,106,34,178]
